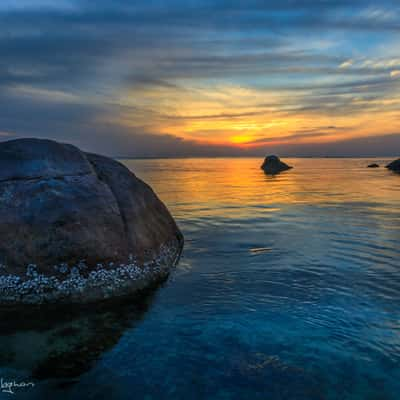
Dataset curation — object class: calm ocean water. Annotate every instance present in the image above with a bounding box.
[1,158,399,399]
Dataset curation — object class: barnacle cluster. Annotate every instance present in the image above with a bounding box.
[0,242,181,304]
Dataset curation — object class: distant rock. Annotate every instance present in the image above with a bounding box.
[0,138,183,305]
[261,155,292,175]
[386,158,400,172]
[367,163,379,168]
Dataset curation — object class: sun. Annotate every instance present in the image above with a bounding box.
[230,134,253,144]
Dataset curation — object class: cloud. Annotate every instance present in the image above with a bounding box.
[249,133,400,157]
[339,59,353,69]
[243,126,346,145]
[0,0,399,156]
[0,0,78,11]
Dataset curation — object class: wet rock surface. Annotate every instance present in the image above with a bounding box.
[261,155,292,175]
[386,158,400,172]
[0,138,183,304]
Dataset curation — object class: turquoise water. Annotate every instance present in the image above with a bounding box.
[1,158,400,399]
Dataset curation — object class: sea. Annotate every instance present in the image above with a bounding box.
[1,158,399,400]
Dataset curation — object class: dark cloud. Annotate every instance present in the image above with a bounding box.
[244,126,346,145]
[246,133,400,158]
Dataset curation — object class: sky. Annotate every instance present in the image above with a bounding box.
[1,0,400,157]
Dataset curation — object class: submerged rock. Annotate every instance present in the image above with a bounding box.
[0,291,158,379]
[0,138,183,305]
[261,155,292,175]
[367,163,379,168]
[386,158,400,172]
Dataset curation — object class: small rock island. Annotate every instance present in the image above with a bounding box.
[386,158,400,173]
[261,155,293,175]
[0,138,183,305]
[367,163,379,168]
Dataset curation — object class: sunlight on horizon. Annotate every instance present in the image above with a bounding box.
[111,79,400,149]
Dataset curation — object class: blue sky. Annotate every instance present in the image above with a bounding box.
[1,0,400,156]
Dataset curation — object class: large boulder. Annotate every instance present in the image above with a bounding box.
[261,155,292,175]
[386,158,400,172]
[0,138,183,305]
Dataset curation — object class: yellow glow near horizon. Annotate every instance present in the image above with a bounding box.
[230,134,254,144]
[106,81,400,148]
